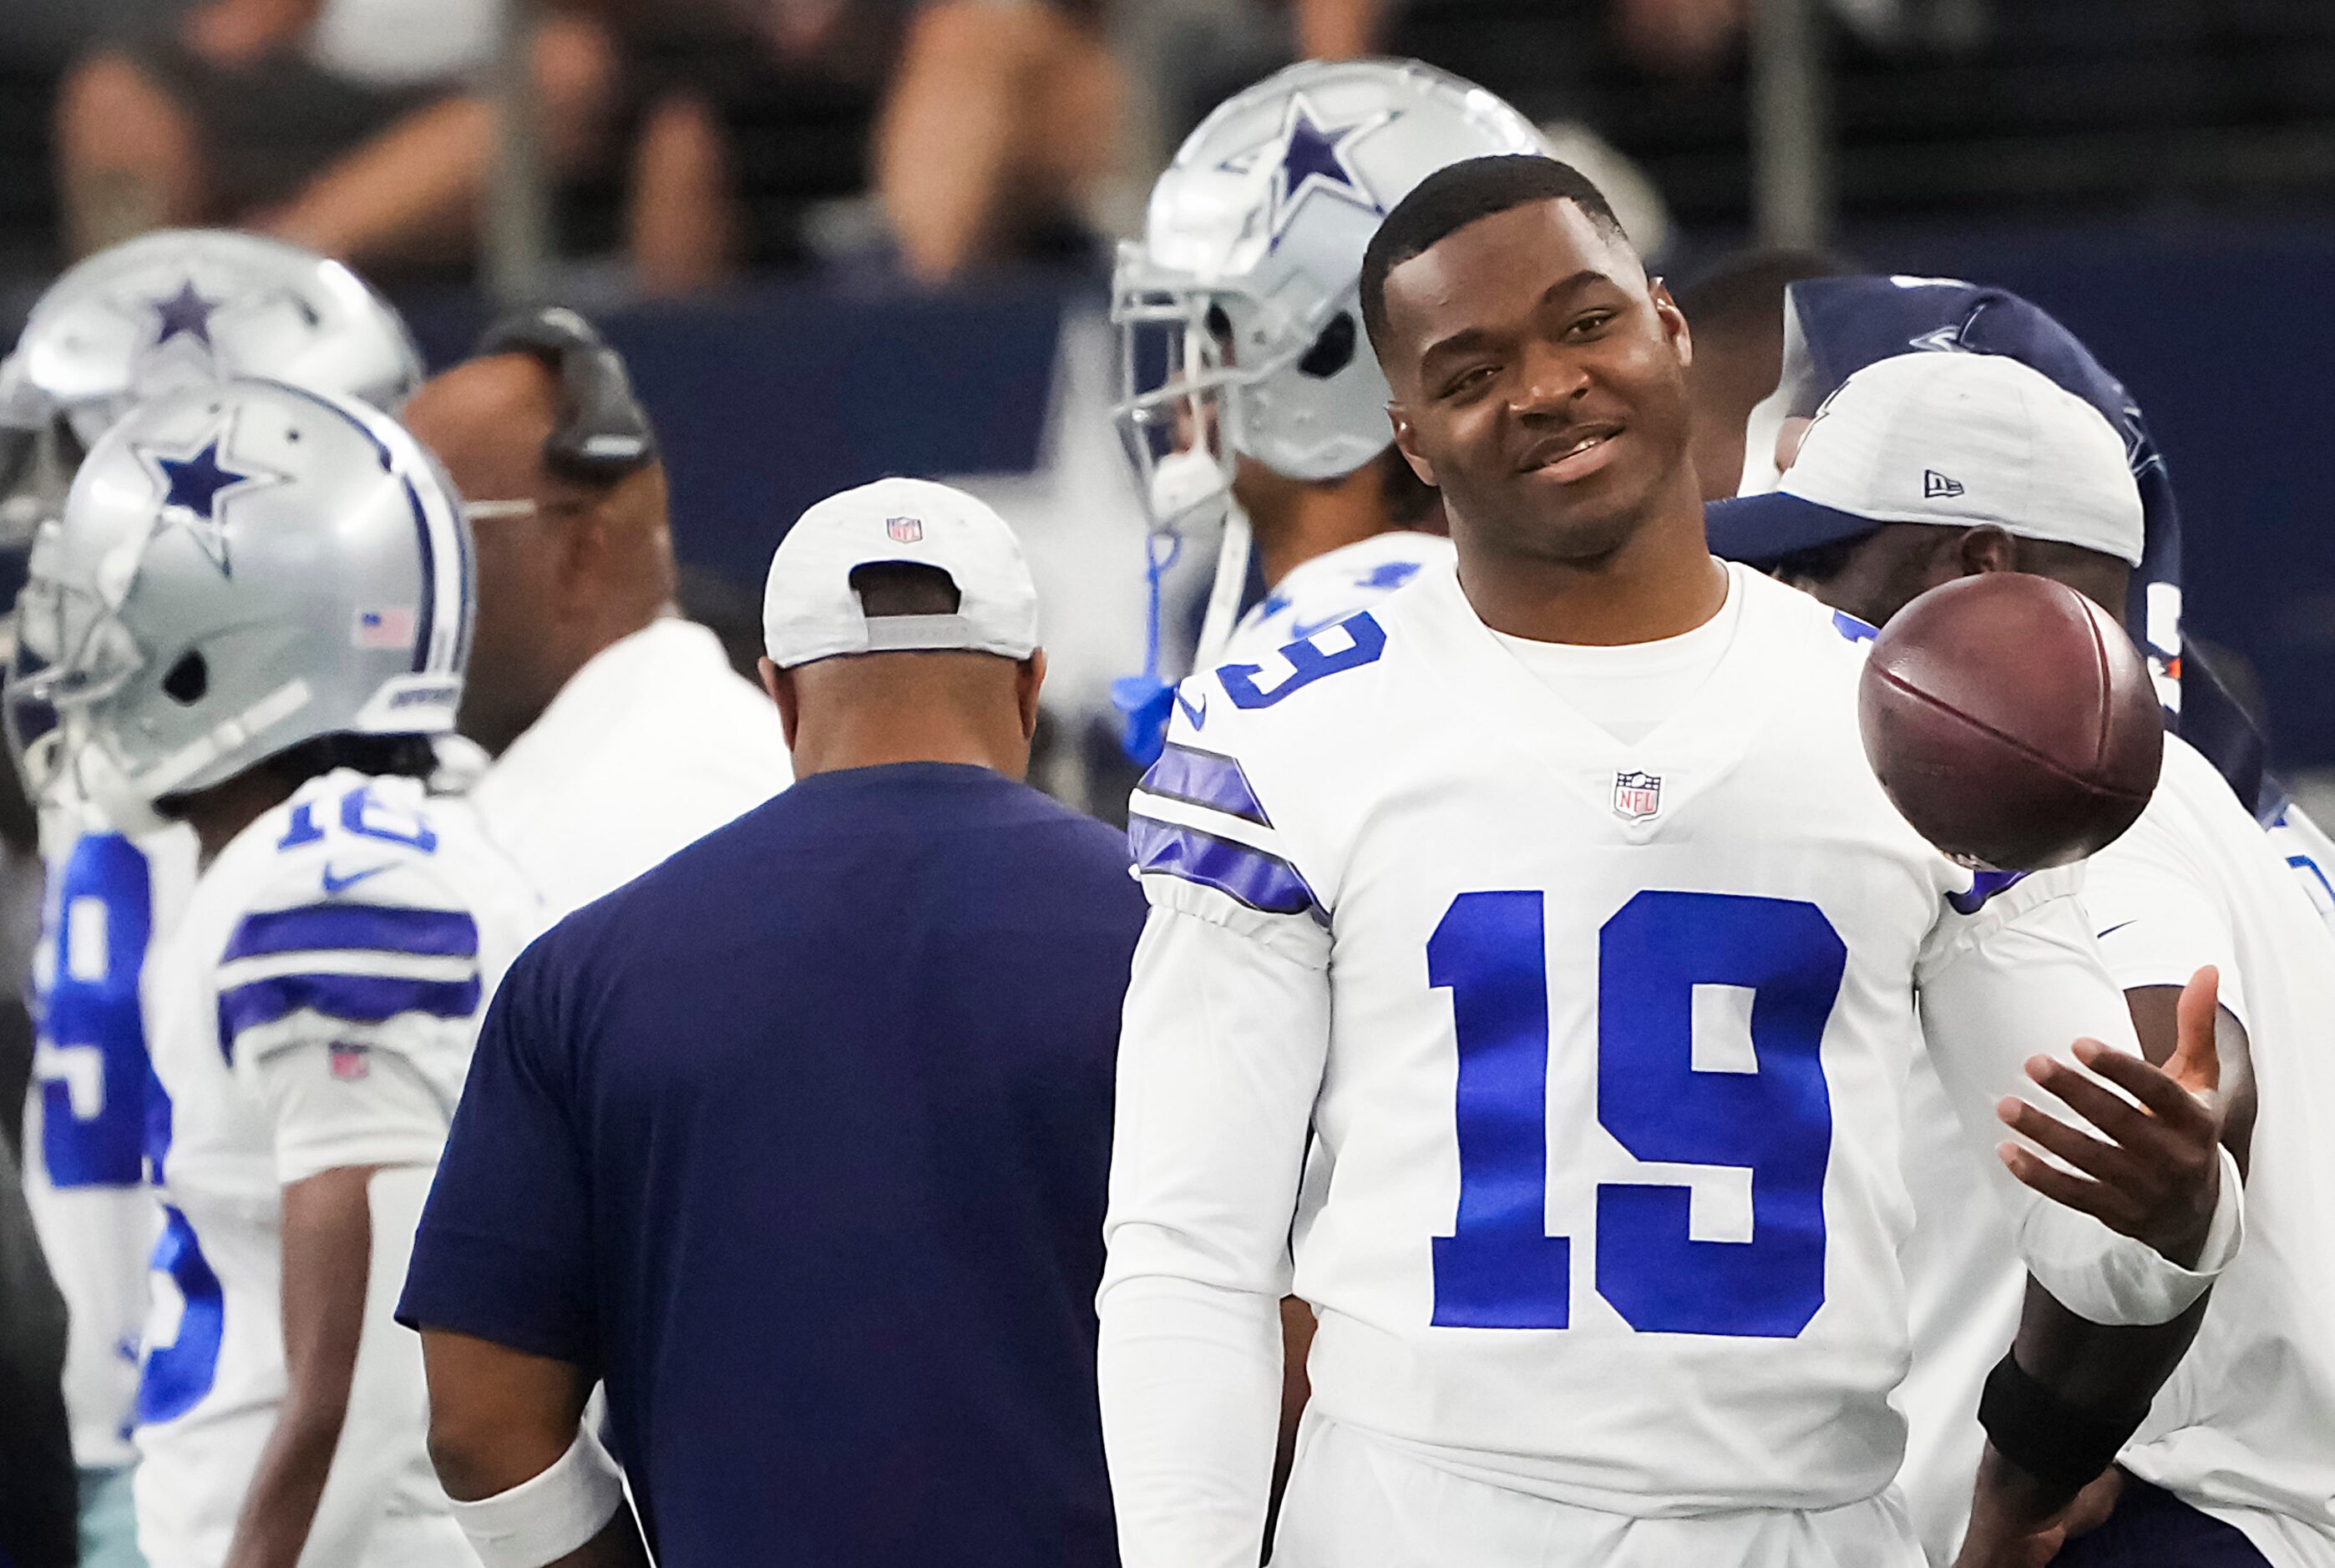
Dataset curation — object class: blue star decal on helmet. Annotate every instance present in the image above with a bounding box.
[149,280,221,348]
[1227,94,1397,248]
[137,419,283,576]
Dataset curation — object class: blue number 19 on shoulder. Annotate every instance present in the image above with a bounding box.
[1429,888,1846,1338]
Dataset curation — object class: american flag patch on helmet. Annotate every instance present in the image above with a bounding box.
[353,607,416,648]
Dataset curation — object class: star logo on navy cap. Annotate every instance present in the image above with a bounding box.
[136,417,284,576]
[1226,94,1397,247]
[149,280,221,349]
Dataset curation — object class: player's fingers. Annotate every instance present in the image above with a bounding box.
[2023,1055,2163,1151]
[1997,1098,2145,1188]
[1997,1142,2145,1235]
[2072,1039,2217,1131]
[2170,966,2222,1098]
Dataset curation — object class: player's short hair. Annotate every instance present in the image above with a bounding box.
[1673,249,1853,345]
[850,559,961,619]
[1360,155,1629,361]
[154,732,439,820]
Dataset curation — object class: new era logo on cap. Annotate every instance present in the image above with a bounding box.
[886,516,924,543]
[1704,352,2146,570]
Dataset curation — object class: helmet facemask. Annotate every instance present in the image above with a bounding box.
[7,545,150,816]
[1112,245,1345,539]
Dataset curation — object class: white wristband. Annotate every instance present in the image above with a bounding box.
[448,1423,626,1568]
[2021,1143,2246,1326]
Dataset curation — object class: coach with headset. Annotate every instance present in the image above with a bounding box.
[402,309,792,916]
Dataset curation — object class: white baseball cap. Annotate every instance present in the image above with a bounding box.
[1704,350,2145,568]
[762,477,1041,669]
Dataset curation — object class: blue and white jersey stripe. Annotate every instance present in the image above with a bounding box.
[1129,741,1324,923]
[214,899,484,1063]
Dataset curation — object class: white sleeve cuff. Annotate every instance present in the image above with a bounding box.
[2019,1143,2245,1325]
[246,1043,450,1185]
[448,1424,626,1568]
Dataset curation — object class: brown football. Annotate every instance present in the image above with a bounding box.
[1857,572,2164,871]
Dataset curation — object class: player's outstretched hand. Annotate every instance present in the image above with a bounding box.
[1993,967,2226,1267]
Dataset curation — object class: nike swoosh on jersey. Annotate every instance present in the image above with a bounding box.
[2095,919,2137,940]
[1287,610,1355,641]
[321,863,393,896]
[1177,688,1208,730]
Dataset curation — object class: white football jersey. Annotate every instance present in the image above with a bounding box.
[2267,797,2335,936]
[1898,736,2335,1567]
[2099,741,2335,1562]
[132,770,538,1568]
[1216,530,1456,669]
[1100,562,2228,1563]
[19,799,196,1469]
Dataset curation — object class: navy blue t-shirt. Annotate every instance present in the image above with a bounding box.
[398,763,1146,1566]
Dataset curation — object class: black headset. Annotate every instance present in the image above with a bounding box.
[474,306,659,485]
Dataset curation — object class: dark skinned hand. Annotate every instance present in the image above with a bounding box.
[1994,967,2226,1267]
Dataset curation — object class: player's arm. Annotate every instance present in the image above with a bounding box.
[223,1160,398,1568]
[1101,746,1335,1568]
[224,1041,461,1568]
[1953,970,2231,1566]
[1959,809,2267,1562]
[398,939,636,1568]
[420,1331,647,1568]
[219,872,496,1568]
[1917,881,2241,1558]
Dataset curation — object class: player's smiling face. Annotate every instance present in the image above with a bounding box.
[1380,200,1694,566]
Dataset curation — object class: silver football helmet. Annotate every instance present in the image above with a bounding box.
[0,230,425,551]
[1112,59,1549,531]
[7,379,470,826]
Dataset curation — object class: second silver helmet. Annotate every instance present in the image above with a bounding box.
[8,378,470,822]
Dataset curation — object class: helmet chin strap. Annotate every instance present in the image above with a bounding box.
[63,721,168,838]
[133,675,313,802]
[1192,505,1253,673]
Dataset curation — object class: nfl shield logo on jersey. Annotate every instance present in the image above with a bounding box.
[1612,770,1663,822]
[886,516,924,543]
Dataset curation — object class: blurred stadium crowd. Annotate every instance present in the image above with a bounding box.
[0,0,2327,295]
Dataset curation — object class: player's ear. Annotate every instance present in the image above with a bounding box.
[761,657,800,750]
[1649,277,1692,371]
[1016,650,1046,741]
[1955,525,2019,578]
[1388,404,1436,488]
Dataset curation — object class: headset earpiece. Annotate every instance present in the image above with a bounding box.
[476,306,659,486]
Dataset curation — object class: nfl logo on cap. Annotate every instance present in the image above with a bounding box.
[1613,770,1662,822]
[886,516,924,544]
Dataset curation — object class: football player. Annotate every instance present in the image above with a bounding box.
[1684,264,2335,935]
[1097,154,2240,1567]
[1708,351,2335,1566]
[3,229,423,1568]
[1108,59,1547,758]
[8,377,535,1568]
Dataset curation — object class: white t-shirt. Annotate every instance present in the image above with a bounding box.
[1490,575,1740,746]
[1897,735,2335,1567]
[1099,561,2236,1565]
[470,618,793,922]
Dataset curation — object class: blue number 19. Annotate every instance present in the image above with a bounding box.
[1429,889,1846,1337]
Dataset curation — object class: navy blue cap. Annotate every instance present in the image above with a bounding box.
[1704,492,1882,567]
